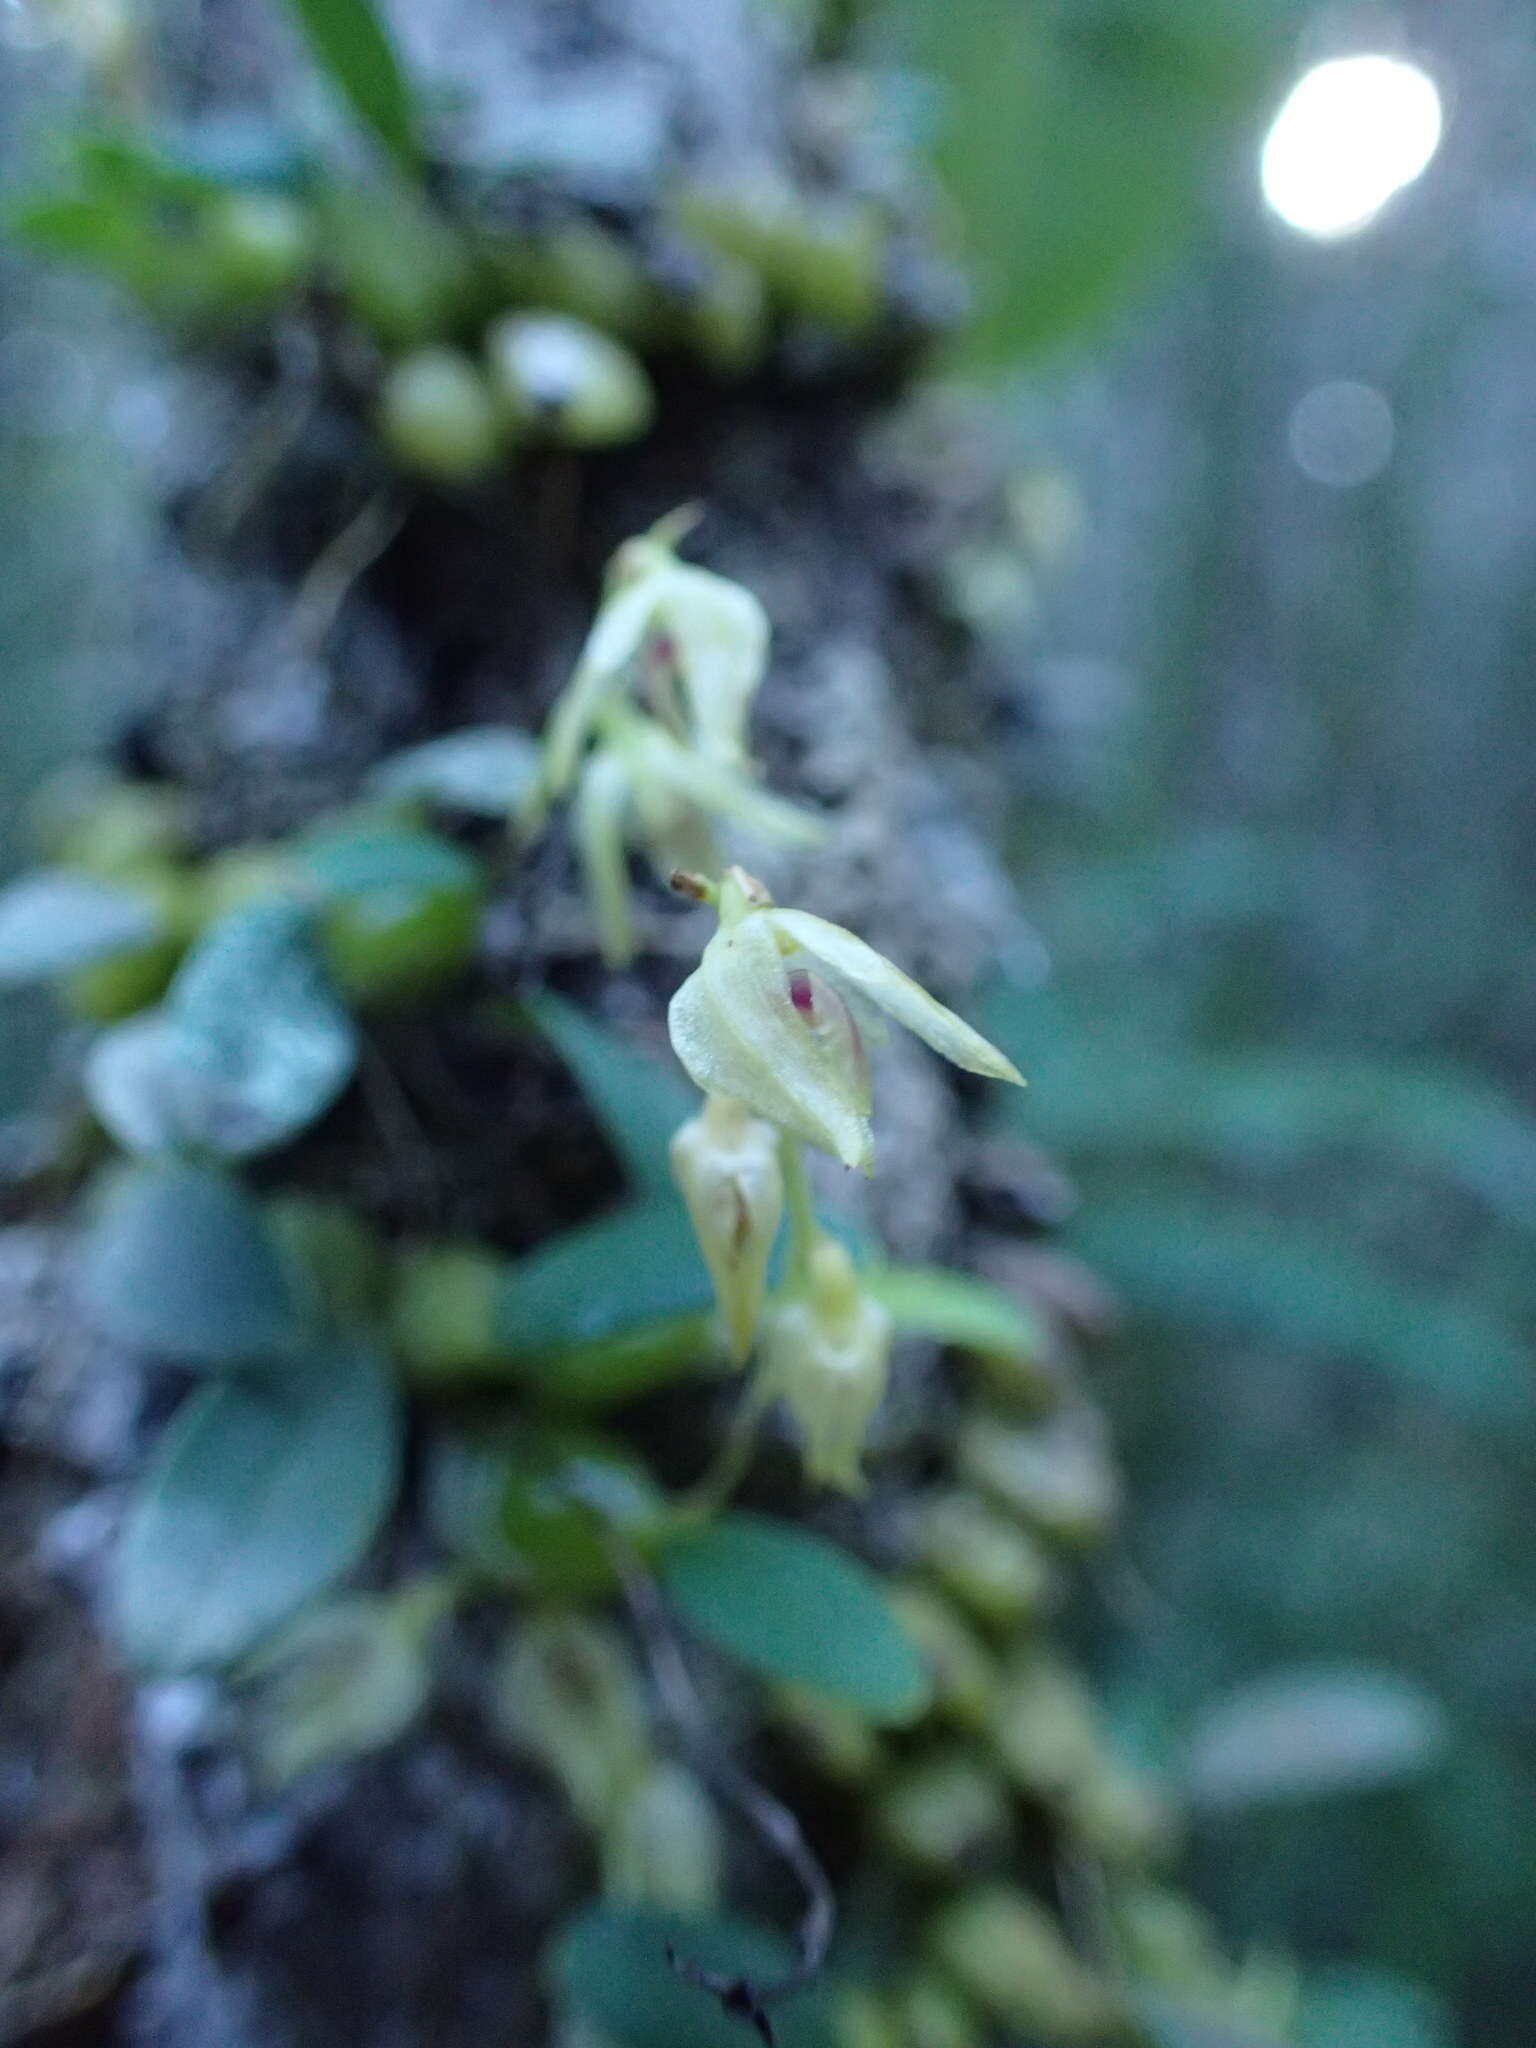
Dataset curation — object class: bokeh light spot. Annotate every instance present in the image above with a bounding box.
[1288,380,1396,486]
[1261,54,1443,238]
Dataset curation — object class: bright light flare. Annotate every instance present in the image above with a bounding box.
[1261,54,1443,239]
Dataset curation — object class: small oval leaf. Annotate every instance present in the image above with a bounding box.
[236,1589,435,1789]
[295,822,482,1000]
[78,1160,299,1367]
[82,1012,187,1156]
[661,1513,931,1725]
[493,1199,712,1357]
[86,902,357,1160]
[861,1265,1052,1369]
[296,821,480,906]
[112,1342,401,1672]
[368,726,539,816]
[548,1905,832,2048]
[528,994,697,1192]
[1186,1664,1449,1812]
[0,869,161,985]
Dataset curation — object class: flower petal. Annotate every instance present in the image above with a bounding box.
[628,718,825,847]
[767,909,1024,1086]
[656,563,769,767]
[668,913,873,1170]
[573,750,637,969]
[541,576,661,799]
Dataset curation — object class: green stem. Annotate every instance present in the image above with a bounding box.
[779,1131,818,1291]
[675,1376,772,1524]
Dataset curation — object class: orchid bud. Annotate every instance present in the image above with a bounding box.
[901,1974,982,2048]
[834,1988,903,2048]
[910,1493,1057,1630]
[235,1580,448,1790]
[378,346,504,483]
[987,1650,1104,1803]
[928,1887,1119,2040]
[887,1585,1000,1732]
[490,1614,651,1828]
[874,1750,1012,1874]
[485,313,654,449]
[757,1235,892,1494]
[957,1407,1121,1549]
[668,869,1023,1175]
[669,1094,784,1360]
[1064,1760,1178,1869]
[202,191,313,310]
[600,1759,724,1912]
[1111,1883,1229,1990]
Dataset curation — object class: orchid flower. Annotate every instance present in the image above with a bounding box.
[756,1234,893,1495]
[668,1093,784,1362]
[667,868,1024,1175]
[542,521,772,800]
[535,522,822,967]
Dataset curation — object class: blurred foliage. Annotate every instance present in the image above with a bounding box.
[890,0,1303,365]
[979,815,1536,2030]
[867,2,1536,2031]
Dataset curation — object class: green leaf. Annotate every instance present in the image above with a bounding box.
[281,0,420,171]
[515,1309,722,1410]
[392,1227,719,1404]
[494,1198,712,1358]
[297,819,481,905]
[1186,1665,1449,1812]
[986,985,1536,1242]
[907,0,1301,364]
[68,130,220,205]
[1297,1966,1455,2048]
[368,726,540,816]
[1135,1995,1283,2048]
[1069,1190,1533,1427]
[295,821,483,1000]
[78,1160,300,1368]
[423,1427,525,1581]
[10,193,151,270]
[112,1341,401,1672]
[527,993,696,1192]
[0,869,161,985]
[660,1513,931,1725]
[236,1588,438,1789]
[861,1265,1053,1374]
[85,902,357,1159]
[498,1427,665,1595]
[548,1905,832,2048]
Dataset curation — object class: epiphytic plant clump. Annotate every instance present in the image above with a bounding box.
[4,4,1299,2042]
[0,524,1293,2047]
[13,0,942,501]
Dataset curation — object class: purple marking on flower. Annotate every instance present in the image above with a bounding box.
[788,968,817,1018]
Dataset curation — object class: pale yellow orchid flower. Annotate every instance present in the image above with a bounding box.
[542,529,770,799]
[756,1235,893,1495]
[667,868,1024,1174]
